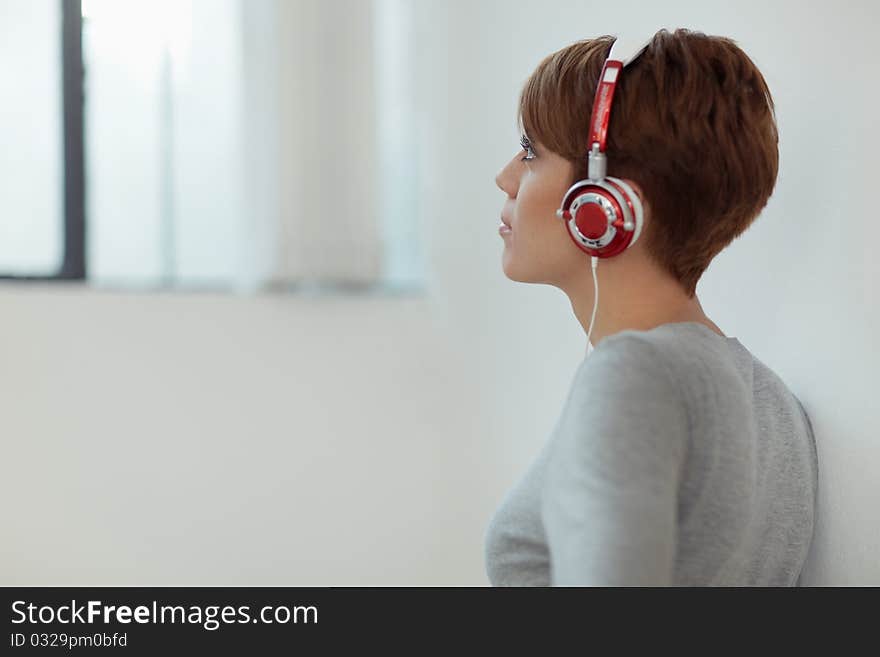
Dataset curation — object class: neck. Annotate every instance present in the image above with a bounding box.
[563,255,723,350]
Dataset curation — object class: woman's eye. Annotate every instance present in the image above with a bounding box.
[520,136,536,161]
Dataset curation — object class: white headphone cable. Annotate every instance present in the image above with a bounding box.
[585,255,599,357]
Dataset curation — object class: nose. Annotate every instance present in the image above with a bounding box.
[495,156,517,197]
[495,170,505,193]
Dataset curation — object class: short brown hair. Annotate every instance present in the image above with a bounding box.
[518,28,779,297]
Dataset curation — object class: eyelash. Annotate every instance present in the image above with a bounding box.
[520,136,536,161]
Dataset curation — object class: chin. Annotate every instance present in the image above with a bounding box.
[502,239,572,286]
[501,254,526,282]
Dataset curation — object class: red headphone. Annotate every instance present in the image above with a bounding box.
[556,35,653,258]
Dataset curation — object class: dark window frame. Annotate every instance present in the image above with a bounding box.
[0,0,85,281]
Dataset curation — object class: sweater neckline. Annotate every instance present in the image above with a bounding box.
[663,321,739,341]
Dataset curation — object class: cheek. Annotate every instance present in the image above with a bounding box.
[516,180,558,225]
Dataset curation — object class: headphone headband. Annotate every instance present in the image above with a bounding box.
[586,34,654,180]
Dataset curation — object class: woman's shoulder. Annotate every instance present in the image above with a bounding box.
[582,321,753,413]
[573,327,686,409]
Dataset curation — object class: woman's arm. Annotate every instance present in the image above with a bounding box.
[540,336,690,586]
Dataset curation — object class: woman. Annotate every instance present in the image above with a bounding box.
[485,28,818,586]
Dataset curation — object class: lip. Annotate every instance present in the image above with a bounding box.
[500,214,512,228]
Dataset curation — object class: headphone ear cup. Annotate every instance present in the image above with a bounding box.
[604,176,644,248]
[559,177,642,258]
[559,182,613,257]
[559,180,635,258]
[571,186,614,241]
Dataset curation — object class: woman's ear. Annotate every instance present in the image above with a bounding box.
[620,178,650,231]
[621,178,644,201]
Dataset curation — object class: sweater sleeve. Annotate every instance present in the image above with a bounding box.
[540,335,690,586]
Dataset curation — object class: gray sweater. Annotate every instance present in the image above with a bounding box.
[484,321,818,586]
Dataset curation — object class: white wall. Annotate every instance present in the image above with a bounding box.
[1,0,877,585]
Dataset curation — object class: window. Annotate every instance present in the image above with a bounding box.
[0,0,83,280]
[0,0,424,294]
